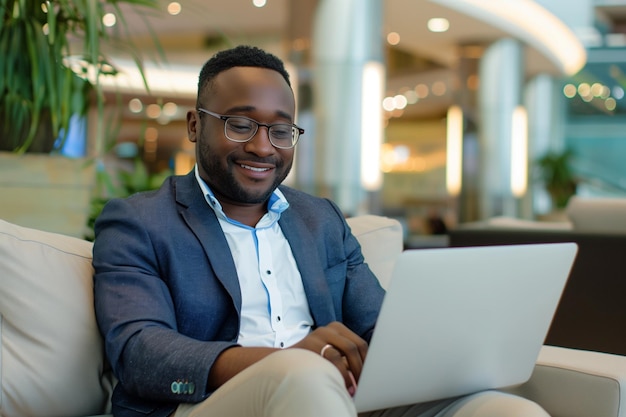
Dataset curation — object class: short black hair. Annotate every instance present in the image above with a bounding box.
[197,45,291,105]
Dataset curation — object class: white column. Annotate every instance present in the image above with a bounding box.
[525,74,567,216]
[477,38,524,219]
[311,0,383,215]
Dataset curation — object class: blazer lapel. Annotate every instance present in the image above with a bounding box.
[174,173,242,315]
[279,210,336,326]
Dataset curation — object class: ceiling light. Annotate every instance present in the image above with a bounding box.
[466,74,479,90]
[145,127,159,142]
[162,102,178,117]
[415,84,429,98]
[563,84,576,98]
[128,98,143,113]
[591,83,604,97]
[393,94,408,109]
[167,2,182,15]
[102,13,116,28]
[404,89,418,104]
[428,18,450,33]
[98,59,199,96]
[577,83,591,97]
[146,104,161,119]
[600,86,610,99]
[387,32,400,45]
[431,81,447,96]
[253,0,267,7]
[382,97,395,112]
[605,98,617,111]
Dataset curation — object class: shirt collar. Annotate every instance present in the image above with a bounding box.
[193,165,290,224]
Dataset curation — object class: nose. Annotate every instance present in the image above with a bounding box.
[244,125,275,157]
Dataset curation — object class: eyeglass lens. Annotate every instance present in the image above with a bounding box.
[225,117,297,148]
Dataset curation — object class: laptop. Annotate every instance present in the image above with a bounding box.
[353,242,578,412]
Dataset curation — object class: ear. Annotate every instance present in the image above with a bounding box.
[187,110,199,143]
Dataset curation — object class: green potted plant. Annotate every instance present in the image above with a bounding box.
[0,0,161,237]
[0,0,160,153]
[537,148,577,210]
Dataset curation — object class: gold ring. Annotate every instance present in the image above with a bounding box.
[320,343,333,358]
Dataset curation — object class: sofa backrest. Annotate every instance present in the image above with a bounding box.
[346,214,403,290]
[0,215,403,417]
[566,196,626,233]
[0,219,113,417]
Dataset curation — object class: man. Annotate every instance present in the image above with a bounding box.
[93,45,549,417]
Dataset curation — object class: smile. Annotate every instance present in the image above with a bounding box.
[240,164,271,172]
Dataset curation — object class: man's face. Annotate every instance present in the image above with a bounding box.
[187,67,296,206]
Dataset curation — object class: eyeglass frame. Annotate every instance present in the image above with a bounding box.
[197,108,304,149]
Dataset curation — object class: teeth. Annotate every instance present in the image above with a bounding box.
[241,164,270,172]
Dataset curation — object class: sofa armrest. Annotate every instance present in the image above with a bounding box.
[505,346,626,417]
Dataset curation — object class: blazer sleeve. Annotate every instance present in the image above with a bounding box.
[93,194,238,405]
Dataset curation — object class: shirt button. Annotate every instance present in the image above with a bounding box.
[266,270,271,275]
[280,342,285,347]
[276,316,281,322]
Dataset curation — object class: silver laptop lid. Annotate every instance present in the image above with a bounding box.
[354,243,577,412]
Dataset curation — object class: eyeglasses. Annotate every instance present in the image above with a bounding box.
[197,108,304,149]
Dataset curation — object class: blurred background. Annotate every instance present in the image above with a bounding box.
[2,0,625,244]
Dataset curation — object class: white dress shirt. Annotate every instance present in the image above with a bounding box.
[194,166,313,348]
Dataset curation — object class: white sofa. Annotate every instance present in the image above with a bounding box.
[1,216,625,417]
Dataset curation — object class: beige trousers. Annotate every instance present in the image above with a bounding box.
[174,349,549,417]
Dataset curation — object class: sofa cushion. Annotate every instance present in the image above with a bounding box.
[346,215,403,290]
[0,219,113,417]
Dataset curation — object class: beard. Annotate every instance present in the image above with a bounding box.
[200,149,292,205]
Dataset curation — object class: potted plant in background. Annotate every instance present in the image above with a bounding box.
[0,0,161,237]
[537,148,578,211]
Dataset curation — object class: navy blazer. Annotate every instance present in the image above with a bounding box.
[93,172,385,417]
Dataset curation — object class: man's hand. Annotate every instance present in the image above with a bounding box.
[208,322,367,394]
[291,321,367,394]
